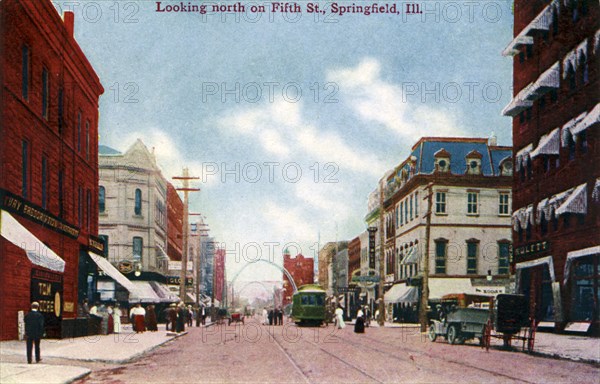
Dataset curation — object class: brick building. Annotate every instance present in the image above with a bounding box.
[166,183,183,262]
[283,250,314,306]
[502,0,599,334]
[214,248,226,304]
[347,236,361,286]
[0,0,104,339]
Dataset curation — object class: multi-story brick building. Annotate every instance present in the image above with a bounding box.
[380,137,513,323]
[214,248,226,304]
[0,0,104,339]
[283,250,314,306]
[502,0,599,334]
[166,183,183,262]
[318,241,348,296]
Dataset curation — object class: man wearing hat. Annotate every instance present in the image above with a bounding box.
[24,302,44,364]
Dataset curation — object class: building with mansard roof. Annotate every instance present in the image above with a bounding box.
[378,136,513,323]
[502,0,599,334]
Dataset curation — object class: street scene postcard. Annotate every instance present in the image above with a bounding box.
[0,0,599,383]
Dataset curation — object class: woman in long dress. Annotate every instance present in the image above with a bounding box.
[113,304,122,333]
[145,305,158,331]
[354,309,365,333]
[335,306,345,329]
[262,308,268,325]
[130,303,146,333]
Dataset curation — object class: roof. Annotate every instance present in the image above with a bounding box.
[392,137,512,177]
[98,145,121,155]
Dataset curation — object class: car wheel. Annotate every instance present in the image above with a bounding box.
[447,324,460,345]
[428,324,437,342]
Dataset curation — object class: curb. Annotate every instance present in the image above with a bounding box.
[64,368,92,384]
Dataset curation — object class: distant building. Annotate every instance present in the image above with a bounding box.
[502,0,599,333]
[214,248,226,304]
[380,137,513,323]
[166,183,183,262]
[318,241,348,295]
[0,0,104,340]
[283,250,314,306]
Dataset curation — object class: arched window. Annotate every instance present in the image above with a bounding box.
[99,186,105,213]
[134,188,142,215]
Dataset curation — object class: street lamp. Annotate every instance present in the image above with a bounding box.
[134,262,142,277]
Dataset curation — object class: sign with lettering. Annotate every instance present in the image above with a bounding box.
[166,276,193,286]
[168,260,193,271]
[367,227,377,270]
[1,189,79,239]
[351,268,379,289]
[30,269,63,326]
[514,241,550,259]
[473,286,505,295]
[89,235,106,255]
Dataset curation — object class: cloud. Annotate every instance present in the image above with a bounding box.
[327,57,466,138]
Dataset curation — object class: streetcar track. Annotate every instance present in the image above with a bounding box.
[265,326,384,384]
[333,332,539,384]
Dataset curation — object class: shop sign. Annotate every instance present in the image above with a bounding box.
[89,235,105,255]
[351,268,379,289]
[117,260,134,274]
[473,286,505,295]
[166,276,193,286]
[514,241,550,258]
[30,269,63,321]
[368,227,377,269]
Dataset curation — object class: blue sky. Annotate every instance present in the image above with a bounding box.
[54,1,515,288]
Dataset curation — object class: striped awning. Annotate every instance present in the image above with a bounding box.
[556,183,588,215]
[531,128,560,158]
[89,252,138,294]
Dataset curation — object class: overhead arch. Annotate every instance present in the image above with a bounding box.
[230,259,298,293]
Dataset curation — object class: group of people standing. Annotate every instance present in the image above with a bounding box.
[333,305,366,334]
[129,303,159,333]
[81,299,123,334]
[263,307,284,325]
[164,302,191,333]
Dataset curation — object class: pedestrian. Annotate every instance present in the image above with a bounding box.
[107,305,114,334]
[130,303,146,333]
[89,301,102,334]
[277,307,284,325]
[79,299,90,318]
[98,303,109,335]
[335,305,345,329]
[176,302,186,333]
[268,308,274,325]
[24,302,44,364]
[113,303,122,334]
[354,309,365,333]
[262,307,268,325]
[187,305,193,327]
[201,305,207,326]
[146,304,158,331]
[167,303,178,332]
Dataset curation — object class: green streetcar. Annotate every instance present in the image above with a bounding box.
[291,284,326,326]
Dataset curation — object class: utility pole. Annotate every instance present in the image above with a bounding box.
[419,182,434,332]
[378,179,385,326]
[173,168,200,302]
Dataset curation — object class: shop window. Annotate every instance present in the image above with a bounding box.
[569,255,599,322]
[99,186,106,213]
[466,240,479,275]
[134,188,142,215]
[435,239,447,274]
[22,45,29,100]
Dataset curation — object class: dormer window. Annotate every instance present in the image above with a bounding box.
[500,159,513,176]
[434,148,451,173]
[465,150,483,175]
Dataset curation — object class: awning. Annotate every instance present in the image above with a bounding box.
[572,103,600,136]
[428,278,473,300]
[400,246,419,264]
[502,1,555,56]
[515,255,556,281]
[562,112,589,146]
[564,246,600,285]
[556,183,588,215]
[537,187,574,222]
[89,252,138,294]
[531,128,560,158]
[515,144,533,171]
[562,39,588,79]
[502,84,534,117]
[149,281,180,303]
[592,178,600,203]
[1,210,65,272]
[526,62,560,100]
[384,283,418,304]
[129,281,161,303]
[512,204,534,231]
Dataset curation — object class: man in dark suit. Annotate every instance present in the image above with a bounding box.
[24,302,44,364]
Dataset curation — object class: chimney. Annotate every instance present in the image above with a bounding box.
[63,11,74,37]
[488,131,497,147]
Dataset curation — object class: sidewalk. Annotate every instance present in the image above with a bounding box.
[0,323,212,384]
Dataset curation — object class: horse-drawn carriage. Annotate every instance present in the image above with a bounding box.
[428,293,536,352]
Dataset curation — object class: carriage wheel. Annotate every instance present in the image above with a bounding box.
[428,324,437,342]
[447,324,460,345]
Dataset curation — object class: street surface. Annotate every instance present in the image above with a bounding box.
[76,317,598,384]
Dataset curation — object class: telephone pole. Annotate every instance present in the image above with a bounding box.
[378,178,385,326]
[419,182,434,332]
[173,168,200,302]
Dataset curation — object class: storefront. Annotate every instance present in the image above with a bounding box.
[563,246,600,334]
[515,255,560,327]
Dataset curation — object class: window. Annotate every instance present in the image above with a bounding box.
[78,186,83,227]
[41,156,48,209]
[77,112,82,152]
[569,255,599,322]
[22,141,29,198]
[499,193,509,215]
[541,212,548,235]
[22,45,29,100]
[42,68,49,119]
[415,192,418,216]
[58,88,64,134]
[400,201,404,225]
[133,237,143,261]
[567,63,576,91]
[58,170,64,218]
[404,198,408,223]
[526,156,533,179]
[395,206,399,228]
[435,239,447,274]
[466,240,479,275]
[99,235,109,257]
[134,188,142,215]
[85,121,90,160]
[581,53,589,84]
[467,192,478,214]
[519,51,525,63]
[86,189,91,232]
[409,194,413,221]
[436,192,447,214]
[526,44,533,59]
[552,7,559,36]
[580,131,588,154]
[567,131,576,161]
[498,242,510,275]
[99,186,106,213]
[550,89,558,103]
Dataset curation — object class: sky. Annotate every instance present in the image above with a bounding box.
[53,1,515,292]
